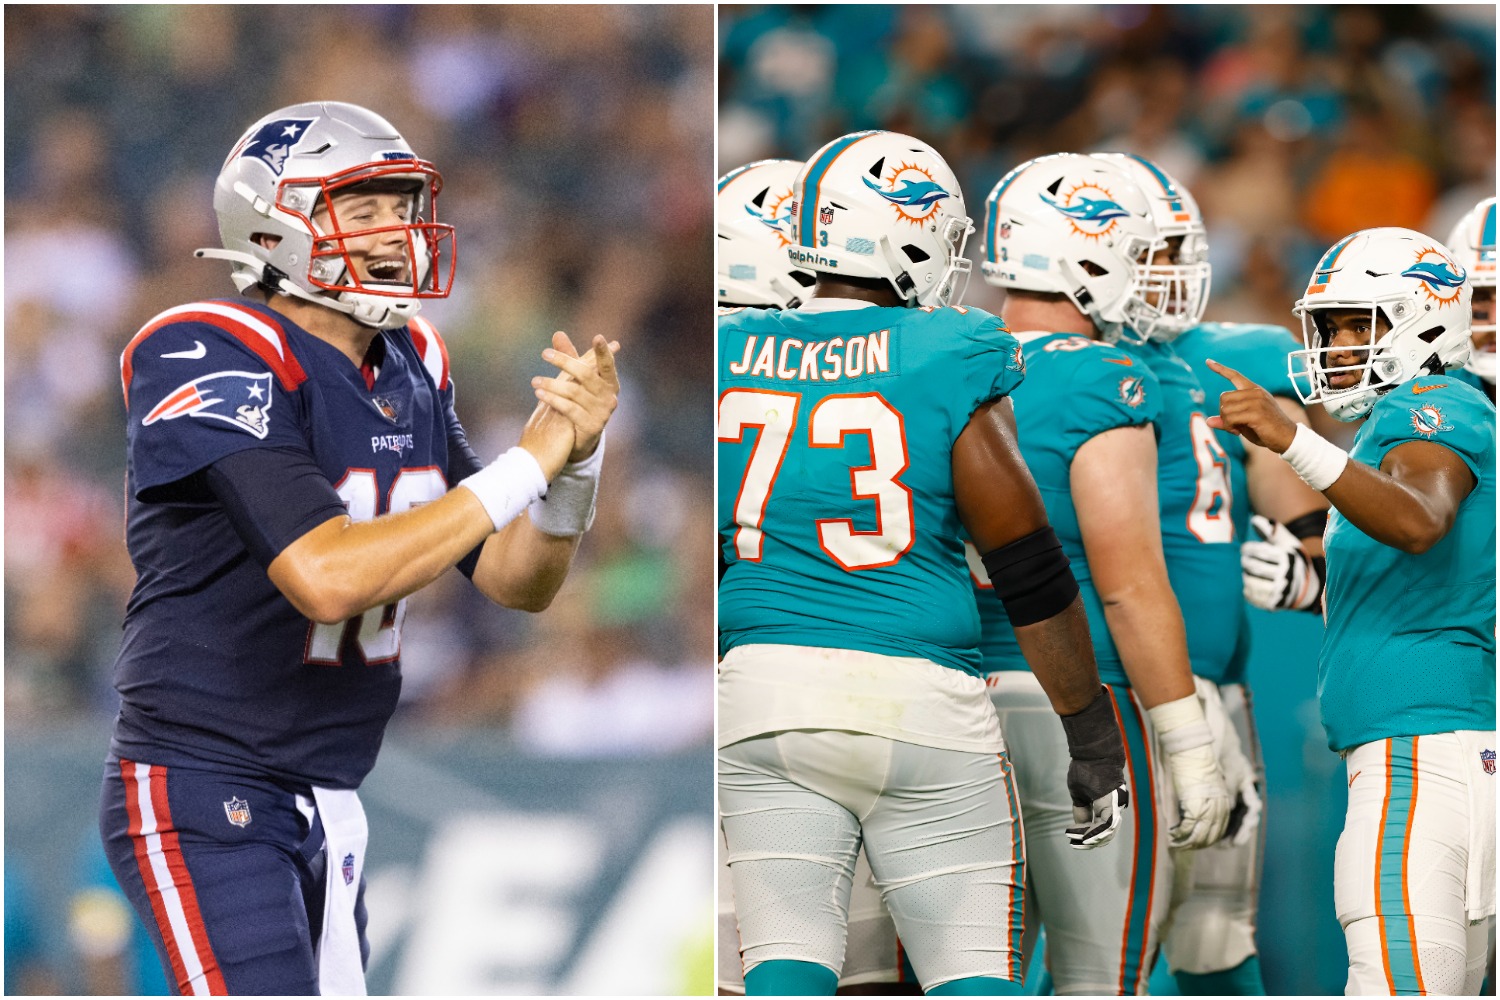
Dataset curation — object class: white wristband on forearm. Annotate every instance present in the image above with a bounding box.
[1281,423,1349,492]
[528,431,605,537]
[1148,693,1214,755]
[458,447,549,532]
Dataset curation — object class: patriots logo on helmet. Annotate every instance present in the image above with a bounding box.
[236,117,316,177]
[1402,248,1467,305]
[1118,375,1147,408]
[143,371,275,439]
[223,797,252,828]
[862,163,950,225]
[1482,749,1496,775]
[1409,403,1454,437]
[342,852,357,885]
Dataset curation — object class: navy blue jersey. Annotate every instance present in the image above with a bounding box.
[111,299,473,789]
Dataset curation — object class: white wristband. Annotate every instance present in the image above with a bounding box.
[528,431,605,537]
[458,447,548,532]
[1148,693,1214,755]
[1281,423,1350,492]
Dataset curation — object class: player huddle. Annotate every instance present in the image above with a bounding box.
[716,134,1495,995]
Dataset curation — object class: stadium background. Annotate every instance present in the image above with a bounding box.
[4,5,714,995]
[719,4,1495,996]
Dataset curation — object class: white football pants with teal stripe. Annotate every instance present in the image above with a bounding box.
[1335,732,1496,995]
[719,728,1026,990]
[990,672,1171,996]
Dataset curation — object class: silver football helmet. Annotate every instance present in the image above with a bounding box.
[197,101,455,329]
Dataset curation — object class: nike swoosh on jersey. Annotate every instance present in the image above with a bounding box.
[1102,357,1134,366]
[1411,382,1447,394]
[162,341,208,360]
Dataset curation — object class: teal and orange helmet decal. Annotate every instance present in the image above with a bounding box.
[795,131,882,247]
[1402,247,1467,305]
[1124,153,1190,222]
[1478,201,1497,277]
[861,165,951,225]
[1040,183,1130,242]
[1307,234,1358,294]
[985,163,1033,264]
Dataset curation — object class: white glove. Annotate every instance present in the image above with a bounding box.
[1193,676,1262,848]
[1241,514,1322,611]
[1148,691,1233,850]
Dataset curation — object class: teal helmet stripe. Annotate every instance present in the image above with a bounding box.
[985,165,1029,264]
[1482,201,1496,253]
[1317,234,1357,274]
[1124,153,1183,213]
[797,131,881,247]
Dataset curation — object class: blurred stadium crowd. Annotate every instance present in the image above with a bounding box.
[5,4,714,743]
[719,4,1495,363]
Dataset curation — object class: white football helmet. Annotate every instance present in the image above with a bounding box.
[787,131,972,307]
[1446,196,1496,383]
[197,101,455,330]
[1091,153,1211,341]
[980,153,1161,342]
[717,159,815,309]
[1290,228,1472,421]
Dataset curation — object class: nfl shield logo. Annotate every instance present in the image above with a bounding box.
[223,797,252,827]
[342,852,356,885]
[1482,749,1495,775]
[819,206,834,225]
[999,222,1012,239]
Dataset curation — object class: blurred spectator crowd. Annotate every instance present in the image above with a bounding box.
[5,5,714,753]
[719,4,1496,327]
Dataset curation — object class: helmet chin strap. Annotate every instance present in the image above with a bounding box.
[195,247,421,330]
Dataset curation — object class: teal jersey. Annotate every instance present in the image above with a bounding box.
[1174,321,1304,684]
[975,333,1162,687]
[1319,376,1496,751]
[718,302,1025,676]
[1118,338,1241,683]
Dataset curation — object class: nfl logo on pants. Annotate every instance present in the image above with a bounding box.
[1482,749,1495,775]
[223,797,252,827]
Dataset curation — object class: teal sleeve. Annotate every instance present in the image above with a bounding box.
[1363,381,1494,482]
[961,314,1026,414]
[1063,348,1163,456]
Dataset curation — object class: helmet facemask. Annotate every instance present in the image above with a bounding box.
[276,160,455,326]
[1122,232,1211,342]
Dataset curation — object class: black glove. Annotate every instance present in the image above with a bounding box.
[1059,686,1130,849]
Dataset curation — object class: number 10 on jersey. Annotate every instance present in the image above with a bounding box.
[718,388,914,571]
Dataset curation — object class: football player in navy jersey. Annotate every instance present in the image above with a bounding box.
[99,102,620,996]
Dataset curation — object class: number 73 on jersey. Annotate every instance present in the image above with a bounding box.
[718,388,915,571]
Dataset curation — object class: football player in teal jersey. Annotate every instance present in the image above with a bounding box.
[971,152,1238,996]
[1211,227,1495,995]
[718,131,1129,996]
[1096,153,1331,997]
[1447,197,1496,402]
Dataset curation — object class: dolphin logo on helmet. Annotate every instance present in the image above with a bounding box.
[862,174,951,213]
[1040,193,1131,225]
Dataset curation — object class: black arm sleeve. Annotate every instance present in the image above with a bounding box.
[446,402,489,579]
[204,446,349,568]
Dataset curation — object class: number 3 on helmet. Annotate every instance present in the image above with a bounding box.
[787,130,973,309]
